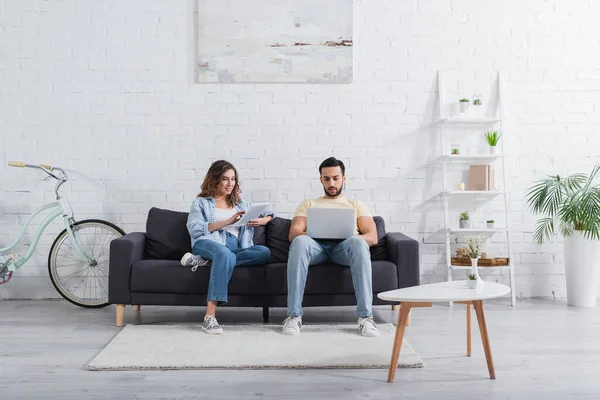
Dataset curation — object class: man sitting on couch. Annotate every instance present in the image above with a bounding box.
[282,157,380,337]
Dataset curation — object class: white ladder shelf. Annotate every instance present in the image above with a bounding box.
[436,71,517,307]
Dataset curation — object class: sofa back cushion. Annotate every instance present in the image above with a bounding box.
[265,216,387,263]
[145,207,192,260]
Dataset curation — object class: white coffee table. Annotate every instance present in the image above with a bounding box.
[378,280,511,383]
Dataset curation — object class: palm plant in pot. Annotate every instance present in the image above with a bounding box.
[526,164,600,307]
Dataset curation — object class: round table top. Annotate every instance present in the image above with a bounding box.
[377,281,511,303]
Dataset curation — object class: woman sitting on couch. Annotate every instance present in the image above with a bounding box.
[181,160,273,335]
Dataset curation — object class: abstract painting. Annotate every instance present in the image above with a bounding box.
[196,0,353,83]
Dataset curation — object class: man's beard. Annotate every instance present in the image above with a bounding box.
[324,186,342,197]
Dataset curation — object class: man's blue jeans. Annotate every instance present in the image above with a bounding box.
[192,232,270,304]
[287,235,373,317]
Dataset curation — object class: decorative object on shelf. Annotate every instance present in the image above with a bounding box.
[196,0,353,83]
[487,219,495,229]
[484,130,502,155]
[450,143,461,155]
[455,247,470,258]
[468,164,494,191]
[465,234,485,287]
[473,94,482,106]
[466,272,480,289]
[526,164,600,307]
[459,98,470,113]
[456,182,465,191]
[451,257,509,267]
[459,212,470,229]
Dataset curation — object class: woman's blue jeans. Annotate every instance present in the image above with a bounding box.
[192,233,270,304]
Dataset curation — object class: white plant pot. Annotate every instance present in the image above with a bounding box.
[467,280,479,289]
[459,220,471,229]
[563,232,600,307]
[489,146,498,155]
[487,223,494,229]
[459,102,469,113]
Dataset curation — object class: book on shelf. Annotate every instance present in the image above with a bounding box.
[468,164,494,191]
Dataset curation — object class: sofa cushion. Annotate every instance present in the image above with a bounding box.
[370,216,388,261]
[145,207,192,260]
[253,225,266,246]
[265,217,292,263]
[130,259,268,295]
[264,260,398,295]
[266,216,387,262]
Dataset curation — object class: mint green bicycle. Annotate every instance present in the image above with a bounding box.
[0,161,125,308]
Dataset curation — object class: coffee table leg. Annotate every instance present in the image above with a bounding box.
[473,300,496,379]
[466,303,471,357]
[388,302,412,383]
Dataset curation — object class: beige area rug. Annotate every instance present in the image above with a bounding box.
[87,323,424,371]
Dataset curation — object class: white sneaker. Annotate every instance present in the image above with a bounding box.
[180,252,211,271]
[201,315,223,335]
[282,316,302,335]
[358,317,379,337]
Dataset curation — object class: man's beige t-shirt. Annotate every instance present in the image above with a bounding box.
[294,196,372,235]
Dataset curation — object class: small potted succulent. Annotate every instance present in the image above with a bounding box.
[487,219,495,229]
[484,130,502,155]
[473,94,482,106]
[459,211,470,229]
[451,147,460,155]
[466,273,479,289]
[459,98,470,113]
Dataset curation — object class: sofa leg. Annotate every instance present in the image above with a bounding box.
[262,307,269,323]
[116,304,125,327]
[134,305,141,311]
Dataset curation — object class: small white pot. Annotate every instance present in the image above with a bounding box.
[459,220,471,229]
[563,231,600,307]
[459,102,469,113]
[487,223,495,229]
[489,145,498,155]
[467,280,478,289]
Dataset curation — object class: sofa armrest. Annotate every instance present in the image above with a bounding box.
[386,232,420,289]
[108,232,146,305]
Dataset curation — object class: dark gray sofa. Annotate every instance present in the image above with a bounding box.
[109,207,420,326]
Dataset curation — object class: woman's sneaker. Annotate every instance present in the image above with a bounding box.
[282,316,302,335]
[180,252,211,271]
[358,317,380,337]
[201,315,223,335]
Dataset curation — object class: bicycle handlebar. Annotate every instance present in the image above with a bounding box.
[9,161,52,169]
[7,161,67,181]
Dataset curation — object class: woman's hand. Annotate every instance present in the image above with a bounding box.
[225,211,245,226]
[247,216,272,228]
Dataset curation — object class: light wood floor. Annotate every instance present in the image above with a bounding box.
[1,298,598,399]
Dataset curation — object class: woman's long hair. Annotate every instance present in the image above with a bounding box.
[198,160,241,206]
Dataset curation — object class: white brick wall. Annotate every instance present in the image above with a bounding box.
[1,0,599,300]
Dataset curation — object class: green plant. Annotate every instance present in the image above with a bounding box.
[466,273,478,280]
[460,212,469,221]
[459,98,469,103]
[526,164,600,244]
[451,148,460,155]
[484,131,502,146]
[487,219,494,223]
[473,99,482,105]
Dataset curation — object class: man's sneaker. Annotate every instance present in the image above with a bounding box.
[282,316,302,335]
[201,315,223,335]
[180,252,211,271]
[358,316,379,337]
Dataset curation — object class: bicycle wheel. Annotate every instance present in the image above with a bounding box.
[48,219,125,308]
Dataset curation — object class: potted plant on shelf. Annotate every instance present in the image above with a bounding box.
[466,273,479,289]
[451,147,460,155]
[487,219,495,229]
[465,234,485,287]
[459,98,470,113]
[459,212,470,229]
[526,164,600,307]
[484,130,502,155]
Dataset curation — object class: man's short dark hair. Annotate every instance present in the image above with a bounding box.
[319,157,346,176]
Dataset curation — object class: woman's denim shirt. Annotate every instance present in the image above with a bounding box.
[186,197,274,249]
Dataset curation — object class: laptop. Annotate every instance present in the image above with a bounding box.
[306,208,356,240]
